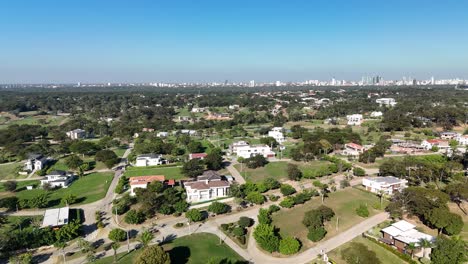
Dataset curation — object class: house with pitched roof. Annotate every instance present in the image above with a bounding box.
[25,153,51,171]
[343,142,365,156]
[184,171,231,203]
[129,175,165,196]
[189,153,208,160]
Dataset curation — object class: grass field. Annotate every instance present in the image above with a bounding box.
[272,188,384,249]
[326,236,407,264]
[0,114,68,129]
[0,162,23,180]
[6,172,113,208]
[124,166,186,180]
[448,202,468,241]
[113,147,128,157]
[94,233,245,264]
[234,160,332,183]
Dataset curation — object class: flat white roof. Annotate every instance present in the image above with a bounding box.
[42,207,69,228]
[381,225,403,237]
[392,220,415,232]
[395,229,434,245]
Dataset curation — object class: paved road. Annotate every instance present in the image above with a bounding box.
[226,160,246,184]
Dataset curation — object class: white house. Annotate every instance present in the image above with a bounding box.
[362,176,408,195]
[346,114,363,126]
[129,175,165,196]
[191,107,205,113]
[42,207,69,228]
[184,171,230,203]
[381,220,434,257]
[456,134,468,146]
[135,154,165,167]
[180,129,197,136]
[157,132,169,137]
[421,139,450,150]
[40,171,75,188]
[440,132,459,140]
[268,127,285,144]
[370,111,383,118]
[25,154,50,171]
[229,141,250,155]
[343,143,365,156]
[376,98,397,107]
[66,129,86,140]
[236,144,275,159]
[228,104,240,110]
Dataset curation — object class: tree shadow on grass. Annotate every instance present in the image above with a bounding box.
[168,246,190,264]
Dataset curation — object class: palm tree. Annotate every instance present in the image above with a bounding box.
[138,230,154,248]
[418,238,432,259]
[406,243,418,259]
[111,242,120,263]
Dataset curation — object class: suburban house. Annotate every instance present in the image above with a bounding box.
[376,98,397,107]
[42,207,70,228]
[142,128,155,132]
[66,129,86,140]
[157,131,169,137]
[189,153,208,160]
[381,220,434,257]
[180,129,198,136]
[362,176,408,195]
[135,154,165,167]
[229,141,250,155]
[40,170,75,188]
[343,142,365,156]
[268,127,286,144]
[184,171,230,203]
[228,104,240,110]
[456,134,468,146]
[25,153,50,171]
[346,114,363,126]
[370,111,383,118]
[206,112,232,120]
[439,131,459,140]
[421,139,450,150]
[129,175,166,196]
[236,144,275,159]
[191,107,205,113]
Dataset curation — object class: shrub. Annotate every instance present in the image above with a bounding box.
[287,164,302,181]
[109,228,127,242]
[268,195,280,201]
[232,226,246,237]
[280,184,296,196]
[340,179,351,189]
[124,209,146,224]
[263,178,280,190]
[317,205,335,221]
[279,197,295,208]
[268,204,280,213]
[174,223,184,228]
[221,223,229,231]
[208,202,230,214]
[3,181,17,192]
[258,208,272,225]
[356,204,369,217]
[256,183,269,193]
[237,235,246,245]
[185,209,203,222]
[293,192,310,204]
[238,217,253,228]
[253,224,279,253]
[279,237,301,255]
[353,167,366,176]
[312,180,324,188]
[134,245,170,264]
[246,191,265,204]
[307,226,327,242]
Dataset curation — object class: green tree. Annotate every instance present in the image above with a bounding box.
[134,245,171,264]
[65,154,83,171]
[258,208,272,225]
[111,242,120,263]
[109,228,127,242]
[431,236,466,264]
[245,191,265,204]
[279,237,301,255]
[124,209,146,224]
[61,193,77,206]
[207,201,229,214]
[287,164,302,181]
[253,224,279,253]
[352,167,366,176]
[3,181,17,192]
[238,217,253,228]
[263,178,280,190]
[95,149,119,169]
[279,197,295,208]
[307,227,327,242]
[280,184,296,196]
[138,230,154,248]
[185,209,203,222]
[204,148,223,170]
[187,141,204,153]
[181,159,204,178]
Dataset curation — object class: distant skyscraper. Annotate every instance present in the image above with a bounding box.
[275,81,281,87]
[249,80,255,87]
[431,76,435,85]
[331,78,336,86]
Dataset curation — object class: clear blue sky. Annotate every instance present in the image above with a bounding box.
[1,0,467,83]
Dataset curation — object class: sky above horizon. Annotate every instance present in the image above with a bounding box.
[1,0,468,83]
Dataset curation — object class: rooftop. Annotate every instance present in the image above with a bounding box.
[42,207,69,228]
[129,175,165,186]
[365,176,405,185]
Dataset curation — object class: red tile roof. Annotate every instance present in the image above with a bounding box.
[189,153,208,159]
[167,179,175,186]
[129,175,165,186]
[346,142,364,150]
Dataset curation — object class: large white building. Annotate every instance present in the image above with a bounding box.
[40,170,75,188]
[346,114,363,126]
[42,207,70,228]
[362,176,408,195]
[236,144,275,159]
[25,153,50,171]
[184,171,230,203]
[229,141,250,154]
[376,98,397,107]
[66,129,86,140]
[135,154,165,167]
[456,134,468,146]
[421,139,450,150]
[268,127,285,144]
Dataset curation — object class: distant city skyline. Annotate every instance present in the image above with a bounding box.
[1,0,468,83]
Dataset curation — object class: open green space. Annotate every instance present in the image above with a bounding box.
[124,166,186,180]
[113,147,128,158]
[94,233,245,264]
[272,188,385,249]
[235,160,332,183]
[0,162,23,180]
[326,236,408,264]
[0,114,68,129]
[5,172,113,207]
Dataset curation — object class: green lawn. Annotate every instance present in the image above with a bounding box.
[94,233,245,264]
[124,166,187,180]
[234,160,332,183]
[272,188,385,250]
[12,172,113,208]
[0,114,68,129]
[113,147,128,158]
[326,236,407,264]
[0,162,23,180]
